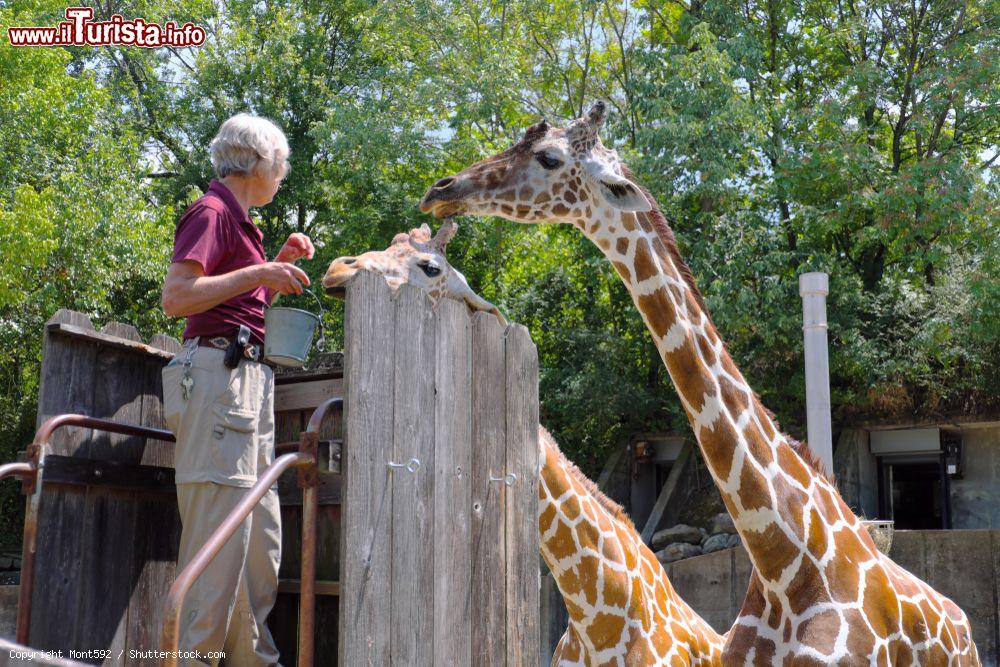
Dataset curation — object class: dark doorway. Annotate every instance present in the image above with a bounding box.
[877,455,951,529]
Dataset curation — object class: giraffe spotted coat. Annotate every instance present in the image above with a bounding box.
[420,102,979,666]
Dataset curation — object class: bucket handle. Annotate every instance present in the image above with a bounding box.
[271,287,327,353]
[302,288,327,352]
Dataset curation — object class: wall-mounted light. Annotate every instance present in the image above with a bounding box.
[942,431,963,478]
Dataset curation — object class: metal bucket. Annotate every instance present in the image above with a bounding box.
[862,519,895,554]
[264,288,327,368]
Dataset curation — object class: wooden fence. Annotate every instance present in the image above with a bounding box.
[340,271,540,666]
[16,270,541,666]
[20,309,342,665]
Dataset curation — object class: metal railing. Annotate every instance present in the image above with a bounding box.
[6,396,343,667]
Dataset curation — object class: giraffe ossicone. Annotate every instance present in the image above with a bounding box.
[323,227,726,665]
[419,103,980,665]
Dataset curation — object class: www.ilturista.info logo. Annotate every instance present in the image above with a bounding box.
[7,7,206,47]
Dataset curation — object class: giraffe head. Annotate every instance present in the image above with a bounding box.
[322,220,507,324]
[419,101,651,224]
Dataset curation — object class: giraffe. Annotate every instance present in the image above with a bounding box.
[322,223,726,666]
[418,102,980,665]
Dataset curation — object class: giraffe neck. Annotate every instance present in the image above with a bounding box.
[538,437,636,648]
[538,435,724,661]
[575,208,851,587]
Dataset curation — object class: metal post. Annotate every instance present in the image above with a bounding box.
[297,431,319,667]
[799,272,834,475]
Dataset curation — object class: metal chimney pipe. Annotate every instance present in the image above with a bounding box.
[799,272,834,475]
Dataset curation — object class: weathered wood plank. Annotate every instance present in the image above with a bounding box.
[80,322,146,660]
[277,579,341,596]
[148,334,182,355]
[140,352,175,468]
[470,311,507,667]
[30,310,96,651]
[40,456,175,494]
[28,489,87,651]
[269,592,299,665]
[124,492,180,667]
[540,566,569,664]
[639,441,694,544]
[37,310,98,455]
[389,284,436,667]
[90,322,145,462]
[274,378,343,412]
[596,444,628,493]
[74,488,137,660]
[278,505,303,581]
[45,322,176,360]
[316,504,342,583]
[339,270,395,667]
[504,323,539,666]
[432,297,473,667]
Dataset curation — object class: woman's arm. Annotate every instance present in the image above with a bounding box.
[161,260,310,317]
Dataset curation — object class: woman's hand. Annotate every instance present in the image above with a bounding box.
[275,233,315,263]
[258,262,311,296]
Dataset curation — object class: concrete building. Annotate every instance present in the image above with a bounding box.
[835,417,1000,530]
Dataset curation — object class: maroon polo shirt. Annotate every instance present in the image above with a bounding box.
[171,180,274,346]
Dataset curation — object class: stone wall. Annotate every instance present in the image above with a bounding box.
[950,426,1000,528]
[664,530,1000,666]
[832,428,878,518]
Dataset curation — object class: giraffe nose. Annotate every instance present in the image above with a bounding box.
[432,177,456,190]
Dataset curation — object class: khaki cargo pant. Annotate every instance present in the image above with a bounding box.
[162,340,282,667]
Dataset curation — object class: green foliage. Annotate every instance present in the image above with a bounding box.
[0,0,996,547]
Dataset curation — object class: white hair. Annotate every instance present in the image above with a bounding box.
[209,113,290,180]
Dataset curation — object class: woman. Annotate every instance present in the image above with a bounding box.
[160,113,313,666]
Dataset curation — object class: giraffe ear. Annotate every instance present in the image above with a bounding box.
[587,101,607,128]
[599,178,651,212]
[391,232,410,245]
[583,159,651,213]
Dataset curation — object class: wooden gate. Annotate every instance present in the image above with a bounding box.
[339,271,540,666]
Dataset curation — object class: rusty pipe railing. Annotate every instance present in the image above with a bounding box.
[296,396,341,666]
[0,460,35,642]
[0,463,34,480]
[16,414,175,645]
[30,414,175,448]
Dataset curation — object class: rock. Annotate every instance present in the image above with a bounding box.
[726,533,741,549]
[656,542,703,563]
[711,513,737,535]
[0,571,19,585]
[651,524,704,550]
[702,533,732,554]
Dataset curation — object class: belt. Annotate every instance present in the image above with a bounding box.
[187,335,265,363]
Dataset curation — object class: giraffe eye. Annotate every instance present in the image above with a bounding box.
[418,261,442,277]
[535,153,563,170]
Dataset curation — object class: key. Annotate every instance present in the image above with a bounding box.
[181,373,194,400]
